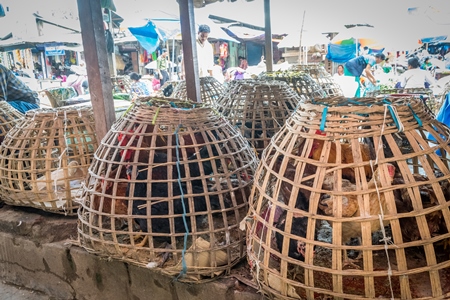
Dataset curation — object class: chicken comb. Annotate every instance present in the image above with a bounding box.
[315,130,326,136]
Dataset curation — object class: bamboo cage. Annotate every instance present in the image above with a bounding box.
[244,96,450,299]
[365,87,441,115]
[215,79,303,157]
[258,71,327,100]
[0,102,24,144]
[0,107,97,215]
[112,76,133,93]
[171,76,225,104]
[156,80,179,97]
[290,64,344,97]
[77,98,258,282]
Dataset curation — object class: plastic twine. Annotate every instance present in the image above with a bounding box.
[407,103,423,127]
[319,106,328,132]
[174,124,189,279]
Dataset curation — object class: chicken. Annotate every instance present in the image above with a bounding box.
[269,155,316,203]
[35,160,83,191]
[393,173,447,243]
[91,151,172,217]
[127,165,226,235]
[318,163,396,268]
[236,121,266,151]
[91,181,129,215]
[275,190,318,261]
[309,130,374,183]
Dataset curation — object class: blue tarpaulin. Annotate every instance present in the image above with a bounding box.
[128,21,163,53]
[420,35,447,44]
[435,92,450,129]
[326,43,357,63]
[428,92,450,155]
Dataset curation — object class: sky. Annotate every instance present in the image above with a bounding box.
[112,0,450,31]
[112,0,450,50]
[1,0,449,50]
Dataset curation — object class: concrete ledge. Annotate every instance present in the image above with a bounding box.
[0,205,261,300]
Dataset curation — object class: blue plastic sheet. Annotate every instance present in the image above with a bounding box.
[7,101,39,114]
[326,43,357,63]
[129,21,163,54]
[428,92,450,155]
[436,92,450,128]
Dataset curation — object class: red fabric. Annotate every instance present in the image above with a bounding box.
[219,43,228,58]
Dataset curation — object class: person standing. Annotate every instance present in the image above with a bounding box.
[421,57,433,71]
[157,48,169,86]
[0,63,39,113]
[333,64,344,78]
[196,24,214,77]
[238,56,248,70]
[397,57,436,89]
[344,53,386,97]
[177,49,184,80]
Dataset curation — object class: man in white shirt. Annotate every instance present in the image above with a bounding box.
[398,57,436,89]
[196,24,214,77]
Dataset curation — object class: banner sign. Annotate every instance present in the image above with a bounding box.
[45,46,65,56]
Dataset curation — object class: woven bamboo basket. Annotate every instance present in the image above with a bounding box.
[365,87,440,115]
[156,80,179,97]
[290,64,344,97]
[112,76,133,93]
[0,107,97,215]
[258,71,327,100]
[0,102,24,144]
[244,96,450,299]
[77,98,258,282]
[215,79,303,157]
[171,76,224,104]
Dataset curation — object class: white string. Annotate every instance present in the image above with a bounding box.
[53,110,71,216]
[369,105,395,300]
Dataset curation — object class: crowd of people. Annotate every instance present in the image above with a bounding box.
[333,51,443,98]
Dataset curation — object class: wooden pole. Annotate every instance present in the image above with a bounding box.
[179,0,201,102]
[298,10,306,64]
[264,0,273,72]
[77,0,116,143]
[107,9,117,77]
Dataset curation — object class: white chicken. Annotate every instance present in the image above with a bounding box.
[35,160,83,191]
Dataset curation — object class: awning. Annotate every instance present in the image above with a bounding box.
[420,35,448,44]
[111,11,124,29]
[33,13,81,33]
[0,33,83,52]
[278,31,330,48]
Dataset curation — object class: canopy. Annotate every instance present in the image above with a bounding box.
[331,26,380,48]
[277,31,330,48]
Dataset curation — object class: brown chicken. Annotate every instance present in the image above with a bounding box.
[309,131,374,183]
[270,155,316,202]
[318,163,396,268]
[393,173,447,242]
[92,180,129,215]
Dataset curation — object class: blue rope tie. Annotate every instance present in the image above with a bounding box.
[320,106,328,132]
[382,99,403,131]
[407,103,423,127]
[386,105,402,131]
[174,124,189,279]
